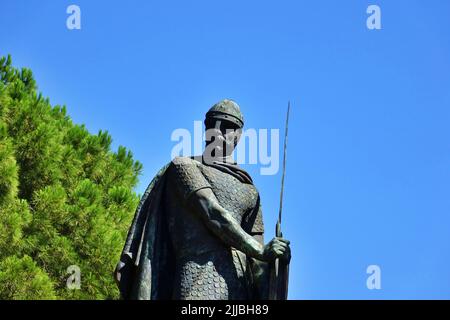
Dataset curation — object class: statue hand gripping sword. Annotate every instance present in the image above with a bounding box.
[269,102,291,300]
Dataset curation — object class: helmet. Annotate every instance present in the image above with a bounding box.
[205,99,244,128]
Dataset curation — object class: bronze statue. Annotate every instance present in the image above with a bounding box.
[114,99,291,300]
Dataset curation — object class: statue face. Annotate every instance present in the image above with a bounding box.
[204,118,242,160]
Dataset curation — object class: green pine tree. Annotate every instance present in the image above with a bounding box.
[0,54,143,299]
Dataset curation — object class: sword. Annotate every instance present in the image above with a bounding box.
[269,101,290,300]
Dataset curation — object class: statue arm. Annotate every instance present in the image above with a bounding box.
[188,188,266,260]
[168,157,287,262]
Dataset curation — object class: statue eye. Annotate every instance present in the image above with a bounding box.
[220,121,239,134]
[220,123,228,133]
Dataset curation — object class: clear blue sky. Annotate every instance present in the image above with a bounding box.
[1,0,449,299]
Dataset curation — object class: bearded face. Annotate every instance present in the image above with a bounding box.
[204,118,242,162]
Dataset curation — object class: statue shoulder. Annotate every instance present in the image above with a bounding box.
[171,156,201,167]
[168,156,211,200]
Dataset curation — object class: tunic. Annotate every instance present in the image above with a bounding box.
[165,156,264,300]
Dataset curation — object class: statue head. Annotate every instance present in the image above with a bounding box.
[204,99,243,161]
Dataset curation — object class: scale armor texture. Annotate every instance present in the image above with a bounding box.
[168,157,264,300]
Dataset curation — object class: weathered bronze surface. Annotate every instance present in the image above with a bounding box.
[115,99,291,300]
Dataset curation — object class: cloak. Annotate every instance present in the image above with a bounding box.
[114,157,254,300]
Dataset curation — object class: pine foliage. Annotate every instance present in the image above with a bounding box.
[0,55,143,299]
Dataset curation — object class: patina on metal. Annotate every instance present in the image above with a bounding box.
[114,99,291,300]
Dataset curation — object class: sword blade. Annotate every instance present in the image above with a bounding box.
[278,101,290,227]
[269,101,291,300]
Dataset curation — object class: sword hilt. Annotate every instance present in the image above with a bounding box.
[275,220,282,238]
